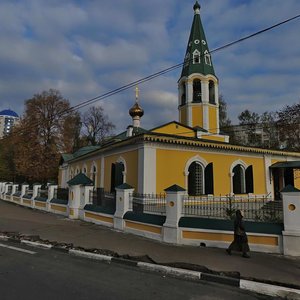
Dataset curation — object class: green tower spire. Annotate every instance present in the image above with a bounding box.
[181,1,215,77]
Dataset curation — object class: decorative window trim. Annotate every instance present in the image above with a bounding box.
[230,160,247,194]
[90,161,98,187]
[82,164,88,175]
[204,50,211,66]
[75,166,80,175]
[184,155,208,192]
[69,167,75,180]
[193,50,201,64]
[116,156,127,183]
[230,160,248,173]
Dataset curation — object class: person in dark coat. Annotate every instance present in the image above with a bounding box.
[226,209,250,258]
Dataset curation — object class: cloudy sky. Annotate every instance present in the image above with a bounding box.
[1,0,300,132]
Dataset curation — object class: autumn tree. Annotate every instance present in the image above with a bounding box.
[12,89,80,182]
[0,136,17,181]
[82,106,115,146]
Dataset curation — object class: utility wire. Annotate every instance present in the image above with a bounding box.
[3,13,300,140]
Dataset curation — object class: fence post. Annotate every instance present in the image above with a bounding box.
[47,184,58,211]
[281,185,300,256]
[32,184,42,207]
[79,185,94,219]
[21,183,29,197]
[68,184,84,219]
[163,184,186,244]
[12,184,18,195]
[0,182,5,196]
[114,184,134,230]
[21,183,29,205]
[67,173,94,219]
[4,183,12,201]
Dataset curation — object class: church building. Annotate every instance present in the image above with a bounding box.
[59,1,300,199]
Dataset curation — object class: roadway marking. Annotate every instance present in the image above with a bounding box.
[0,243,36,255]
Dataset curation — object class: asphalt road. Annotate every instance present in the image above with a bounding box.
[0,240,274,300]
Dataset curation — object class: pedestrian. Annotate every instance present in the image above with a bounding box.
[226,209,250,258]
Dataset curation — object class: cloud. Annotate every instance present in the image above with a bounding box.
[0,0,300,133]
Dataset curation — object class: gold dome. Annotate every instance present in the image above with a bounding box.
[129,102,144,118]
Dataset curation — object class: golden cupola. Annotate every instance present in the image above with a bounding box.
[129,87,144,127]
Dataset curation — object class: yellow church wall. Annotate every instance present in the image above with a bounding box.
[156,148,267,195]
[152,122,195,138]
[208,106,218,134]
[179,106,187,125]
[294,169,300,189]
[192,106,203,128]
[200,135,227,142]
[58,169,63,186]
[104,150,138,191]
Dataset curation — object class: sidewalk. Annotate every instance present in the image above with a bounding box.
[0,199,299,289]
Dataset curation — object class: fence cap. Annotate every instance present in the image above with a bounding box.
[116,183,134,190]
[281,185,300,193]
[164,184,186,192]
[67,172,94,186]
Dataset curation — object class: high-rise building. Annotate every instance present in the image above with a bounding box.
[0,109,20,139]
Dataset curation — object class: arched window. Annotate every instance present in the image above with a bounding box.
[70,168,74,179]
[204,51,211,66]
[188,162,214,195]
[245,166,254,193]
[82,166,87,175]
[233,164,246,194]
[110,162,125,193]
[193,50,200,64]
[181,82,186,105]
[76,167,80,175]
[193,79,202,102]
[209,81,215,104]
[205,163,214,195]
[90,164,97,187]
[232,164,254,194]
[188,162,204,196]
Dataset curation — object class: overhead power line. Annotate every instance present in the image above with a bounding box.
[3,12,300,140]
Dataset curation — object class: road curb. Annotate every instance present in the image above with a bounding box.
[1,233,300,299]
[21,240,52,249]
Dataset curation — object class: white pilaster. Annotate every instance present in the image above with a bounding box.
[138,145,156,194]
[263,155,273,197]
[186,81,193,127]
[100,156,105,188]
[203,104,209,130]
[163,185,186,244]
[114,186,134,230]
[68,185,84,219]
[47,185,58,210]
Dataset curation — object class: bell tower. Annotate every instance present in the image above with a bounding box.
[178,1,220,135]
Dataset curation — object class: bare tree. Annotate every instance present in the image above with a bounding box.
[82,106,115,145]
[276,102,300,151]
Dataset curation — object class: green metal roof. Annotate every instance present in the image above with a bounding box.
[60,146,101,164]
[67,173,93,186]
[181,1,215,77]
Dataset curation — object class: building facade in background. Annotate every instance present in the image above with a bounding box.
[0,109,20,139]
